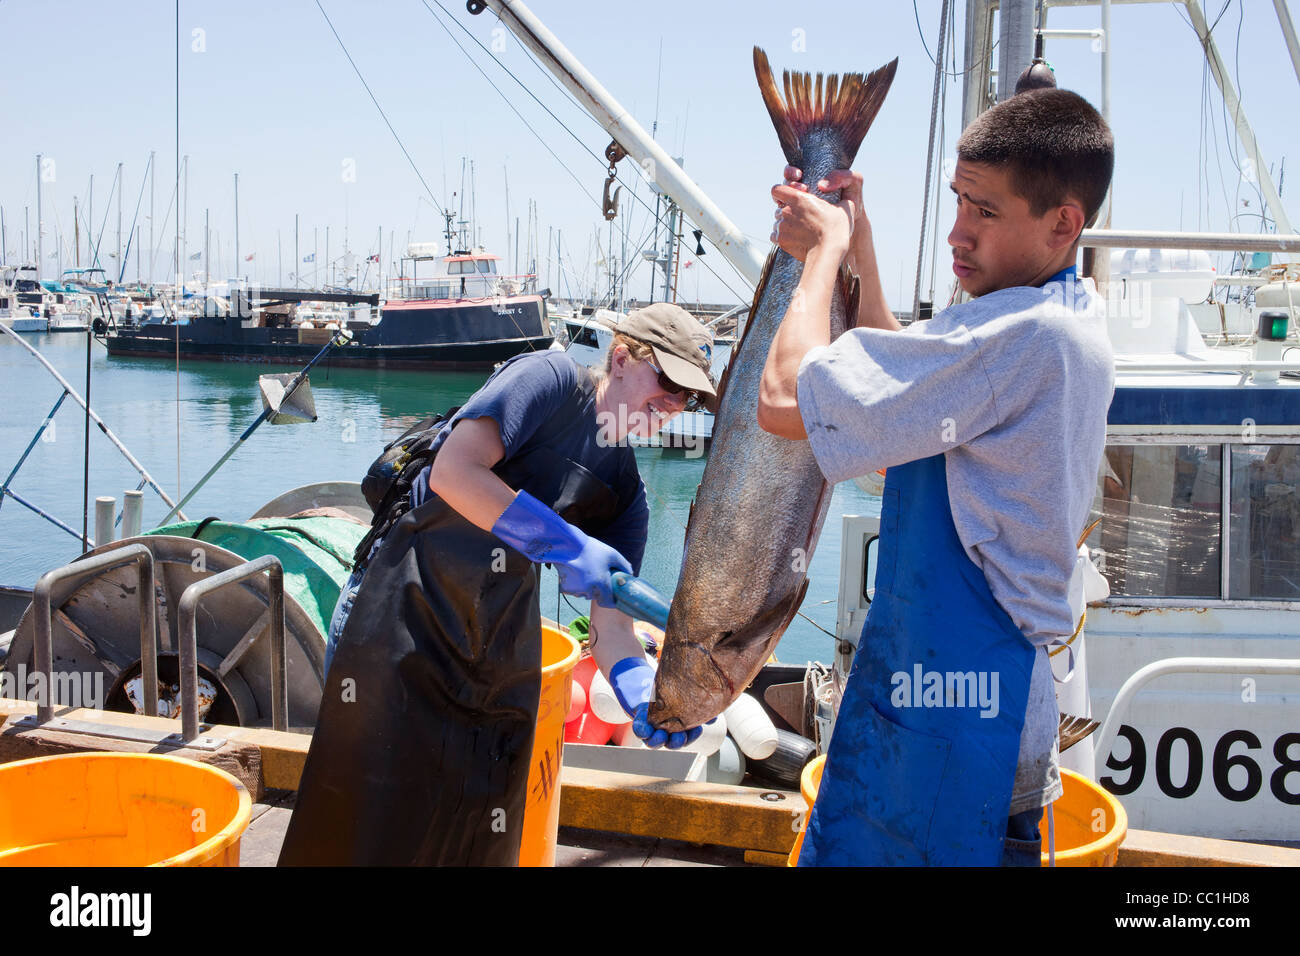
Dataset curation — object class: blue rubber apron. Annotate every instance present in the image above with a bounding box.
[799,267,1074,866]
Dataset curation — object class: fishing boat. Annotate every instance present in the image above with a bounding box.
[102,211,553,369]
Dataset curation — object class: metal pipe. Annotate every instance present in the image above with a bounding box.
[471,0,765,287]
[2,488,88,542]
[997,0,1036,101]
[962,0,996,130]
[176,555,286,741]
[1220,443,1232,600]
[1080,229,1300,251]
[121,489,143,537]
[32,543,156,723]
[915,0,951,322]
[1113,360,1300,372]
[1101,0,1111,123]
[1,391,69,510]
[94,496,115,548]
[0,322,185,518]
[1093,657,1300,778]
[1277,0,1300,91]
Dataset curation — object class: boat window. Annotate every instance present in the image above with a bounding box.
[1229,444,1300,600]
[1084,444,1222,598]
[445,261,461,275]
[477,259,492,274]
[574,326,600,348]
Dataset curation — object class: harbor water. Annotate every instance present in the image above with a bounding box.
[0,331,880,665]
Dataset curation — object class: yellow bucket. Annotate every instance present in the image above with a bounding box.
[789,758,1126,867]
[0,752,252,866]
[1039,767,1127,866]
[518,623,581,867]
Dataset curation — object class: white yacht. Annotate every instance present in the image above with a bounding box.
[0,266,47,332]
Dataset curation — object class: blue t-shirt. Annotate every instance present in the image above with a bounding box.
[413,351,649,572]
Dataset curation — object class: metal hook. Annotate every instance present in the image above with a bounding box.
[602,139,628,221]
[602,176,622,221]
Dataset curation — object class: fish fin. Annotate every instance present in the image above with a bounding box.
[715,246,778,405]
[754,47,802,166]
[753,47,899,168]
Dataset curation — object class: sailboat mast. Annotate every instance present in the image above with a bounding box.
[35,156,43,282]
[149,151,155,285]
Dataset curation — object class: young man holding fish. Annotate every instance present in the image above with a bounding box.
[759,87,1114,866]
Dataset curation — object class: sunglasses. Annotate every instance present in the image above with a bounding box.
[645,357,702,411]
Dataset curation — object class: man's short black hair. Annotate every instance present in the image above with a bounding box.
[956,88,1114,227]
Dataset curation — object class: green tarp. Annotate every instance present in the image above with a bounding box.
[147,516,367,639]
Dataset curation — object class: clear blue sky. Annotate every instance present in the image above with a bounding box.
[2,0,1295,310]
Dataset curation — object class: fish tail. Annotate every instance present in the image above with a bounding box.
[753,47,899,168]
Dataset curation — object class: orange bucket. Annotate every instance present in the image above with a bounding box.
[518,623,581,866]
[789,758,1126,867]
[787,754,825,866]
[0,752,252,866]
[1039,768,1127,866]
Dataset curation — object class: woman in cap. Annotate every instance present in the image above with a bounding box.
[280,302,717,866]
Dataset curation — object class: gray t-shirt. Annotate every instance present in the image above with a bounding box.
[796,275,1113,813]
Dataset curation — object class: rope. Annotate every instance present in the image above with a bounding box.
[1049,609,1086,659]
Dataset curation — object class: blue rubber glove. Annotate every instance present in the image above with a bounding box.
[490,490,632,608]
[609,656,704,750]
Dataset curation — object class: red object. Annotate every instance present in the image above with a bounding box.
[610,722,638,746]
[564,709,614,745]
[566,679,586,723]
[563,656,614,744]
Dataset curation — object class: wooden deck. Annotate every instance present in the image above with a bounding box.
[237,791,752,867]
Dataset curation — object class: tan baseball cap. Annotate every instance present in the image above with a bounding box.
[618,303,719,412]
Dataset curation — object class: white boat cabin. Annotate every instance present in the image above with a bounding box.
[390,243,531,302]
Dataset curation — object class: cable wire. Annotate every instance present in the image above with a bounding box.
[424,0,754,305]
[314,0,446,218]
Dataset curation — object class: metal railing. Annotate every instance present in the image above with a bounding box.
[1092,656,1300,779]
[27,546,287,743]
[1080,230,1300,253]
[176,555,286,741]
[31,543,157,723]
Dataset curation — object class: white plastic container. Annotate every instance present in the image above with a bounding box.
[724,693,779,760]
[682,713,728,757]
[588,668,633,725]
[704,736,746,785]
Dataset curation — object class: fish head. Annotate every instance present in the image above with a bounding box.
[648,579,807,732]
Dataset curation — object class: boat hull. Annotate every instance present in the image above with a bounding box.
[105,295,553,370]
